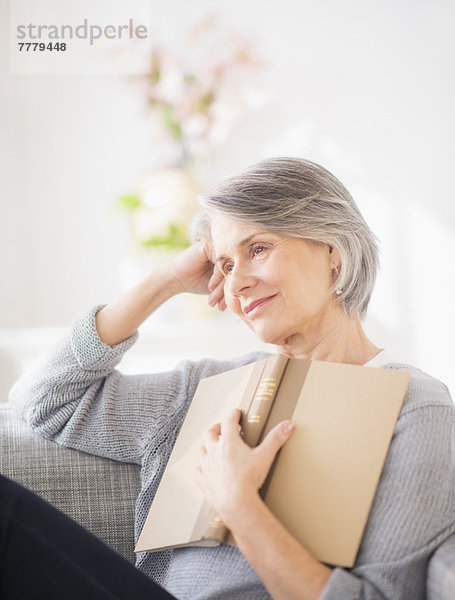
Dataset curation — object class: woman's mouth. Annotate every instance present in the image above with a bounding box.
[243,294,277,317]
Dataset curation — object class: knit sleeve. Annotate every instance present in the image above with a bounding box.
[9,306,266,467]
[8,306,198,465]
[320,371,455,600]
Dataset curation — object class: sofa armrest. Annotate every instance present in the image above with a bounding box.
[0,405,140,563]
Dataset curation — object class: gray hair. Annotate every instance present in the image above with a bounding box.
[191,157,379,318]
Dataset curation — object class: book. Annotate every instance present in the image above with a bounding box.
[135,355,410,567]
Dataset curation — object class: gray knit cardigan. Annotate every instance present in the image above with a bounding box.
[9,306,455,600]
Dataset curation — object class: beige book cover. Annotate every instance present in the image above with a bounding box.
[135,356,409,567]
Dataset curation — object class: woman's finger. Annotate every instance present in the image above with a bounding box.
[208,279,225,307]
[208,268,223,291]
[255,420,294,466]
[220,408,243,438]
[202,422,221,446]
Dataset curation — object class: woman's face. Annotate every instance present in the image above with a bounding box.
[210,215,341,347]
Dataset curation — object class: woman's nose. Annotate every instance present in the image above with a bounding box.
[227,264,256,296]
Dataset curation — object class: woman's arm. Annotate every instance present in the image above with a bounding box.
[196,409,332,600]
[9,243,228,464]
[96,241,225,346]
[228,493,331,600]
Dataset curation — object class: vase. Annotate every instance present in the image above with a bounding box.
[129,167,201,248]
[119,166,213,323]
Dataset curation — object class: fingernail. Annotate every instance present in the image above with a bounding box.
[282,421,294,434]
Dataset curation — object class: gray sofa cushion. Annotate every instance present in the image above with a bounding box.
[0,406,140,563]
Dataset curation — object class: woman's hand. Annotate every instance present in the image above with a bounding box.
[195,410,331,600]
[167,242,227,310]
[96,241,226,346]
[195,408,294,527]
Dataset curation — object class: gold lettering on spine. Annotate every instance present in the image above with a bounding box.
[247,377,277,423]
[209,516,225,528]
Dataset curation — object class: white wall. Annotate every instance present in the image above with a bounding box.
[1,0,454,395]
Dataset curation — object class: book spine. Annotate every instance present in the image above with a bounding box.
[194,501,229,544]
[241,354,289,447]
[201,355,289,544]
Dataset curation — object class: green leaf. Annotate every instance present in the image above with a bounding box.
[117,194,143,212]
[162,106,184,141]
[183,72,196,85]
[141,222,190,250]
[197,91,216,113]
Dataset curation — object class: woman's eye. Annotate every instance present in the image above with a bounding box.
[252,245,266,256]
[222,262,234,275]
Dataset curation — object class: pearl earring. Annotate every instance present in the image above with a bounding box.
[334,267,343,296]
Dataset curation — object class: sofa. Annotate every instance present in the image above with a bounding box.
[0,403,454,599]
[0,403,140,564]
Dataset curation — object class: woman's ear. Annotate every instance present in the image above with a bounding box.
[328,245,341,270]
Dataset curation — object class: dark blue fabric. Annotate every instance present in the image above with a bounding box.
[0,475,175,599]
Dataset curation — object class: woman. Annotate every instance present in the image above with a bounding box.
[7,157,455,599]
